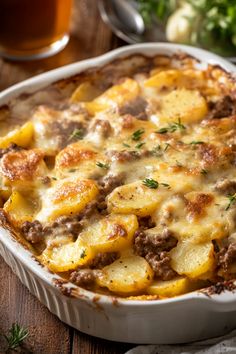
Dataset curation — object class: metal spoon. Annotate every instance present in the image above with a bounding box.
[111,0,145,35]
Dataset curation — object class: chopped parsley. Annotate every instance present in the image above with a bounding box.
[225,193,236,211]
[69,128,83,141]
[160,183,171,189]
[156,119,186,134]
[143,178,159,189]
[131,129,145,141]
[189,141,204,145]
[135,142,146,149]
[123,143,131,148]
[96,161,109,169]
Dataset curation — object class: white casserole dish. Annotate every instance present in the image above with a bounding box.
[1,43,236,345]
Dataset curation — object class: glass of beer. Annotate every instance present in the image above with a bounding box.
[0,0,72,60]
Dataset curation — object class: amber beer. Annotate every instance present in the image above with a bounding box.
[0,0,72,60]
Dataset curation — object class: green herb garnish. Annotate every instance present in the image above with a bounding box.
[135,142,146,149]
[189,141,204,145]
[200,169,208,175]
[96,161,109,169]
[156,119,186,134]
[52,177,57,180]
[142,178,159,189]
[160,183,171,189]
[131,129,145,141]
[123,143,131,148]
[225,193,236,211]
[69,128,83,141]
[151,145,162,157]
[69,169,76,173]
[4,323,29,350]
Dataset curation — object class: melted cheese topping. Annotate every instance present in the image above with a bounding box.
[1,53,236,299]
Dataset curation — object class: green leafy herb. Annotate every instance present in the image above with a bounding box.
[4,323,29,350]
[131,129,145,141]
[151,145,162,157]
[52,177,57,180]
[164,143,170,151]
[69,128,83,141]
[135,142,146,149]
[143,178,159,189]
[201,169,208,175]
[156,119,186,134]
[69,169,76,173]
[137,0,177,24]
[160,183,171,189]
[189,141,204,145]
[225,193,236,211]
[96,161,109,169]
[123,143,131,148]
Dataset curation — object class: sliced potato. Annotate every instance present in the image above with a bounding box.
[80,214,138,253]
[36,178,98,222]
[70,82,101,103]
[0,122,33,148]
[145,70,181,89]
[85,78,140,115]
[147,277,196,297]
[97,255,153,295]
[158,89,208,125]
[40,238,93,272]
[170,241,215,279]
[107,181,168,216]
[4,191,37,225]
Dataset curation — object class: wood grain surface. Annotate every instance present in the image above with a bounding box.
[0,1,134,353]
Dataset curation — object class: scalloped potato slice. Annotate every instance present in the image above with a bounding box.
[80,214,138,253]
[147,277,196,297]
[70,82,102,103]
[170,241,215,279]
[107,181,168,216]
[40,238,93,272]
[158,89,208,125]
[0,122,33,149]
[55,141,107,179]
[4,191,37,225]
[36,179,98,223]
[97,255,153,295]
[145,69,205,90]
[85,78,140,115]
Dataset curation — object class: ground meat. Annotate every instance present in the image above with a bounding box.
[69,269,95,288]
[21,220,44,244]
[134,228,177,257]
[145,252,177,280]
[90,252,119,269]
[98,172,125,196]
[50,119,85,148]
[134,228,177,280]
[107,150,140,163]
[89,119,112,138]
[208,95,236,119]
[218,243,236,272]
[119,97,148,120]
[214,178,236,195]
[0,143,22,158]
[137,216,156,230]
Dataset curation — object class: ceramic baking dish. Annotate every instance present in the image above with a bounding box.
[1,43,236,345]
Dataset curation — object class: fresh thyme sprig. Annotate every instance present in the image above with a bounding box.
[68,128,84,141]
[135,142,146,149]
[131,129,145,141]
[225,193,236,211]
[156,119,186,134]
[189,141,204,145]
[96,161,109,169]
[4,323,29,350]
[142,178,170,190]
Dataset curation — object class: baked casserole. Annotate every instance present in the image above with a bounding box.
[1,53,236,299]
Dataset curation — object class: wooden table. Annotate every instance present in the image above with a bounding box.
[0,1,133,353]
